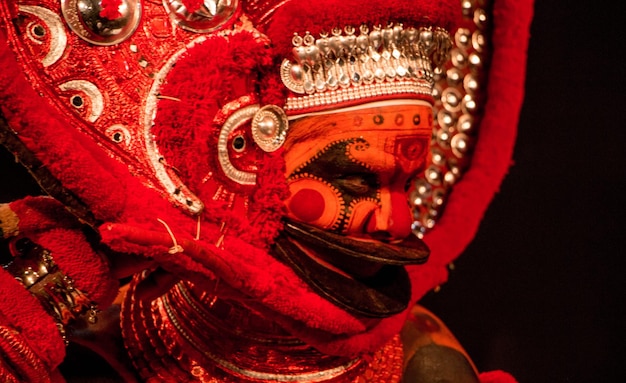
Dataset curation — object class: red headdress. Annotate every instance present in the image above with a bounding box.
[0,0,533,376]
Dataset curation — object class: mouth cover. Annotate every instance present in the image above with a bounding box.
[274,219,430,318]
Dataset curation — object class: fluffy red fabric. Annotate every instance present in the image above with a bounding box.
[181,0,204,13]
[261,0,460,58]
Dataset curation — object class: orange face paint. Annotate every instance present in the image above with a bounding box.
[284,102,433,239]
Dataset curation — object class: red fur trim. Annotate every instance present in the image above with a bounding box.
[241,150,289,246]
[0,269,65,370]
[260,0,461,58]
[480,370,518,383]
[153,31,273,194]
[6,197,80,234]
[36,229,118,307]
[152,32,288,245]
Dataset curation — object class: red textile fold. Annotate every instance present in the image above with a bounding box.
[0,269,65,370]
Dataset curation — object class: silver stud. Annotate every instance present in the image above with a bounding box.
[455,28,471,47]
[457,114,474,133]
[60,0,142,46]
[473,8,488,29]
[451,133,471,158]
[442,88,462,112]
[437,110,454,129]
[463,73,480,94]
[446,67,463,85]
[472,30,487,52]
[451,48,468,68]
[251,105,289,153]
[462,94,478,114]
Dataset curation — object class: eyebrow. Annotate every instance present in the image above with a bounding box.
[284,117,338,150]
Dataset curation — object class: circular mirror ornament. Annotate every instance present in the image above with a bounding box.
[61,0,142,46]
[251,105,289,153]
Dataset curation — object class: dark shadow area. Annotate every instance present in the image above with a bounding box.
[422,1,625,382]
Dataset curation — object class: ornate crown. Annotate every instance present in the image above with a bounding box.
[280,24,452,113]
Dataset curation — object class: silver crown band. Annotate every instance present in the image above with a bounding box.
[280,24,451,112]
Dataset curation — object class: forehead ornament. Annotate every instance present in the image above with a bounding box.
[280,24,451,113]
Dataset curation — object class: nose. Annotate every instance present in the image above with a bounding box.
[365,189,413,241]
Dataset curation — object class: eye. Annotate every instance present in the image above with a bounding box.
[232,135,246,152]
[336,174,378,196]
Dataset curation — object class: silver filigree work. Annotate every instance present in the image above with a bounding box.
[281,24,451,112]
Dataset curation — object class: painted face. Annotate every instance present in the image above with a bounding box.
[284,102,432,240]
[273,102,433,318]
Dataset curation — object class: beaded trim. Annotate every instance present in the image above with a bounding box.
[410,0,492,237]
[281,25,451,113]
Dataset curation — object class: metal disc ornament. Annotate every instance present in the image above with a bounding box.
[251,105,289,153]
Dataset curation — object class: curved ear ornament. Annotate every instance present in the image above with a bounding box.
[218,104,289,186]
[60,0,142,46]
[218,105,259,186]
[251,105,289,153]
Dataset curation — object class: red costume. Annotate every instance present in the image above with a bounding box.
[0,0,532,381]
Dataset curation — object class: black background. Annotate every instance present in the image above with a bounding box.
[422,1,625,382]
[1,1,624,382]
